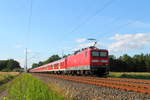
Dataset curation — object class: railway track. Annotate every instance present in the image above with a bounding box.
[33,73,150,94]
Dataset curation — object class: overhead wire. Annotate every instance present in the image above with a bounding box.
[59,0,116,53]
[30,0,118,65]
[99,14,150,39]
[30,0,116,64]
[69,0,116,34]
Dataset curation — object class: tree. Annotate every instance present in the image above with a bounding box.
[32,63,39,68]
[109,53,150,72]
[31,54,61,68]
[62,54,71,58]
[0,60,7,70]
[6,59,20,70]
[38,61,44,66]
[0,59,21,71]
[120,54,134,72]
[45,55,61,63]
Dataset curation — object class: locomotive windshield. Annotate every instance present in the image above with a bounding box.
[92,51,107,57]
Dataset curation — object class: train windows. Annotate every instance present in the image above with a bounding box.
[100,52,107,57]
[92,51,99,57]
[92,51,107,57]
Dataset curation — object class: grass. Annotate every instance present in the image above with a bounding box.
[2,73,64,100]
[0,72,19,93]
[0,72,19,83]
[0,83,9,94]
[108,72,150,79]
[0,75,14,84]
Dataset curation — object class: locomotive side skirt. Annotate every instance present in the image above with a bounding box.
[65,65,107,71]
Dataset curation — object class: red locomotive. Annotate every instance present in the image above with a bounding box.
[30,47,109,75]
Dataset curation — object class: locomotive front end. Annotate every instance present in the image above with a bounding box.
[90,49,109,75]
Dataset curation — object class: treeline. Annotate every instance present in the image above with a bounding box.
[109,54,150,72]
[0,59,21,72]
[32,55,61,69]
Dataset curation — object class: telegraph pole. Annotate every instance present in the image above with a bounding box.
[25,48,28,72]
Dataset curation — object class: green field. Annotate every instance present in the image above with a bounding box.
[1,73,64,100]
[108,72,150,79]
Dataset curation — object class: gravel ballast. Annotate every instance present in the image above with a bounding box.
[34,75,150,100]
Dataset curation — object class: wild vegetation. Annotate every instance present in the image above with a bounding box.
[0,59,21,72]
[2,73,64,100]
[0,72,19,84]
[0,72,19,94]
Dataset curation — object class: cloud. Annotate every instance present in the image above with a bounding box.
[72,47,80,51]
[15,58,25,68]
[16,57,34,68]
[76,38,87,43]
[108,33,150,52]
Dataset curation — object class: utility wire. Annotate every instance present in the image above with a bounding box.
[85,16,121,36]
[101,14,149,39]
[56,0,116,55]
[70,0,115,34]
[95,15,150,51]
[31,0,116,64]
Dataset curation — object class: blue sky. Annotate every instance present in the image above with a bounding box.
[0,0,150,67]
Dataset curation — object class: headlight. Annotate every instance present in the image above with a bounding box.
[92,60,99,62]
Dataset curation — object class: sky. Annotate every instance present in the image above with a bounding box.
[0,0,150,68]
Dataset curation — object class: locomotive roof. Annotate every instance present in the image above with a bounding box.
[73,47,108,55]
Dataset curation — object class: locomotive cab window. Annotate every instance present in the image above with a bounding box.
[92,51,99,57]
[92,51,107,57]
[100,52,107,57]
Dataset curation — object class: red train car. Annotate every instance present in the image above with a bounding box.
[30,47,109,75]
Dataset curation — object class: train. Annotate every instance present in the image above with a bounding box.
[29,46,109,76]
